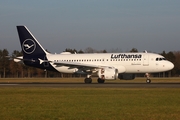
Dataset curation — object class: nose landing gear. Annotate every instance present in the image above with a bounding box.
[145,73,151,83]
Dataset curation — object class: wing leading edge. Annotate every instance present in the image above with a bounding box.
[53,61,112,70]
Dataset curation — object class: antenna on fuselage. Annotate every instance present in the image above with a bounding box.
[144,50,147,53]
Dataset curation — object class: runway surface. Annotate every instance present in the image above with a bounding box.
[0,82,180,88]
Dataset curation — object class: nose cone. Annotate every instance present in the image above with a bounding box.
[168,62,174,70]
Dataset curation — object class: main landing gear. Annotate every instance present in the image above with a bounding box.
[84,75,92,83]
[97,78,105,83]
[84,78,92,83]
[84,75,105,83]
[145,73,151,83]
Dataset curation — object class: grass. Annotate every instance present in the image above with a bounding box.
[0,87,180,120]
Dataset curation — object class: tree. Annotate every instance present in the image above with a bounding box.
[0,49,9,77]
[130,48,138,53]
[102,49,107,53]
[9,50,23,77]
[78,49,84,53]
[64,48,77,54]
[173,51,180,76]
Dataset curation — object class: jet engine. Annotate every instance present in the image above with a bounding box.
[98,68,118,80]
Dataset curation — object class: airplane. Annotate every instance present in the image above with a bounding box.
[14,26,174,83]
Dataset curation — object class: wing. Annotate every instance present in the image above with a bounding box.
[53,61,111,71]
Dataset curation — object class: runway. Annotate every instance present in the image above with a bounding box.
[0,82,180,88]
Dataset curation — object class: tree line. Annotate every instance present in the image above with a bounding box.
[0,48,179,78]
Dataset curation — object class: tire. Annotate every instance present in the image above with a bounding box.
[97,78,105,83]
[146,79,151,83]
[84,78,92,83]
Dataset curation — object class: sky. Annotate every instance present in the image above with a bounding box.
[0,0,180,54]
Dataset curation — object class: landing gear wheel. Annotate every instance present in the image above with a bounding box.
[145,73,151,83]
[84,78,92,83]
[146,79,151,83]
[97,78,105,83]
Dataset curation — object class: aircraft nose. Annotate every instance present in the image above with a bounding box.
[168,62,174,70]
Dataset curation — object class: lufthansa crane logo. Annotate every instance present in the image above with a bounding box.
[22,39,36,54]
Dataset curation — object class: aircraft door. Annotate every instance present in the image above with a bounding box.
[143,54,149,66]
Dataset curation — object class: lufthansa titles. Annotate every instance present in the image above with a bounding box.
[111,54,142,59]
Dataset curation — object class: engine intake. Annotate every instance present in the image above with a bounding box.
[98,68,118,80]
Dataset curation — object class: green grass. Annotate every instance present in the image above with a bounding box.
[0,87,180,120]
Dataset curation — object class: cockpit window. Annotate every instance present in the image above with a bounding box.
[156,57,167,61]
[162,58,166,60]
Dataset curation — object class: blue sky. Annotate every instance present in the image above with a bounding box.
[0,0,180,54]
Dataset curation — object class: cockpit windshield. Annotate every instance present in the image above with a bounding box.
[156,58,167,61]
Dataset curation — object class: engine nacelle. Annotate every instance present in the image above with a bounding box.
[98,68,118,80]
[118,73,135,80]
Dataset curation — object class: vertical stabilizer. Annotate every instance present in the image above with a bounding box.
[17,26,48,57]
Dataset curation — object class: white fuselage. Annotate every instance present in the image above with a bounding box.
[46,52,174,74]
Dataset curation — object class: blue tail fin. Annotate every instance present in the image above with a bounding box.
[16,26,56,71]
[17,26,48,57]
